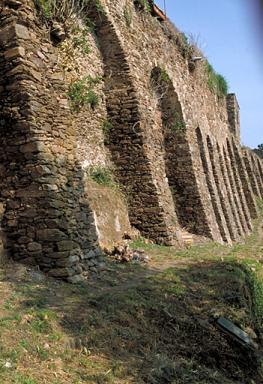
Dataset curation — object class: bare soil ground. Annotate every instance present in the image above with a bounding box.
[0,219,263,384]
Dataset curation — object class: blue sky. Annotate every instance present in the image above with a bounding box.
[155,0,262,148]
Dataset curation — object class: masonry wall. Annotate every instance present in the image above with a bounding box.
[0,0,262,280]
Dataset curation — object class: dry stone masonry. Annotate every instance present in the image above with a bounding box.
[0,0,262,281]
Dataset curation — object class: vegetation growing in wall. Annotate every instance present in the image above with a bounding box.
[101,119,113,144]
[124,5,133,27]
[68,75,101,111]
[178,33,195,59]
[170,111,186,133]
[88,166,117,188]
[34,0,104,24]
[72,27,91,54]
[133,0,151,13]
[205,62,229,98]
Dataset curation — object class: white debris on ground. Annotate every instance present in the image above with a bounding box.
[107,243,150,264]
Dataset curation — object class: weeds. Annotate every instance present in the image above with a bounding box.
[68,75,101,111]
[72,28,91,54]
[34,0,104,24]
[102,118,113,144]
[133,0,151,13]
[180,32,194,58]
[205,61,229,98]
[102,119,113,136]
[170,111,186,133]
[88,166,117,188]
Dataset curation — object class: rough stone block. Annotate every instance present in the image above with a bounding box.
[56,240,79,251]
[55,255,80,267]
[15,24,30,40]
[36,229,67,242]
[4,46,25,58]
[48,267,74,277]
[27,242,42,252]
[20,141,45,154]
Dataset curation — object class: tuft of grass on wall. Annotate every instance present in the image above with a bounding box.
[34,0,104,25]
[88,166,117,188]
[205,61,229,98]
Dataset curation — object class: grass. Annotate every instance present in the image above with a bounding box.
[205,61,229,98]
[88,166,116,188]
[34,0,104,24]
[0,214,263,383]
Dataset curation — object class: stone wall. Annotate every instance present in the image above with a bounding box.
[0,0,262,280]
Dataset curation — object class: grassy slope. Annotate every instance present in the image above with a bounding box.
[0,219,263,383]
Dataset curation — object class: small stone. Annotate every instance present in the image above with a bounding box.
[84,250,96,259]
[15,24,30,40]
[27,242,42,252]
[4,361,12,368]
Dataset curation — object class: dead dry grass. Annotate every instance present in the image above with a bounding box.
[0,217,263,384]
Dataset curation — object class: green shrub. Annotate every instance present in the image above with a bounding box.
[205,61,228,98]
[68,75,101,111]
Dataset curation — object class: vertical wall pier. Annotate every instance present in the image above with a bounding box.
[243,150,261,198]
[150,68,210,237]
[217,144,244,237]
[232,140,257,219]
[251,154,263,198]
[223,146,249,234]
[196,128,230,243]
[90,9,176,244]
[0,0,102,282]
[257,158,263,183]
[226,140,252,230]
[227,94,240,140]
[206,136,235,242]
